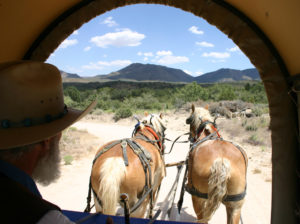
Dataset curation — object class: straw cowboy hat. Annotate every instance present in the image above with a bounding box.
[0,60,96,149]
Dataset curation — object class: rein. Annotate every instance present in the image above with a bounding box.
[196,120,221,140]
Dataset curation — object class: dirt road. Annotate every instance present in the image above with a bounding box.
[38,114,271,223]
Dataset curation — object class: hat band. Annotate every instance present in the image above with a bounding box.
[0,105,68,129]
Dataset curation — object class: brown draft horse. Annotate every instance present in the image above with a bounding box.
[90,113,166,218]
[185,105,248,223]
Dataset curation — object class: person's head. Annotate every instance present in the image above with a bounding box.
[0,61,96,184]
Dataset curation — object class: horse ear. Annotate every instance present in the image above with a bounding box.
[186,117,192,124]
[192,104,195,113]
[144,111,149,116]
[159,113,163,119]
[205,104,209,110]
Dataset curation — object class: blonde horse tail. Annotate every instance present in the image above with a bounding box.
[97,157,126,215]
[203,158,231,221]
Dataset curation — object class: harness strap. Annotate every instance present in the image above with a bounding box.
[121,140,129,166]
[85,137,155,217]
[190,132,219,153]
[92,140,122,164]
[185,184,247,202]
[176,132,248,212]
[196,121,221,139]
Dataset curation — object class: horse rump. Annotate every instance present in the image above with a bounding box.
[94,157,126,215]
[203,157,231,221]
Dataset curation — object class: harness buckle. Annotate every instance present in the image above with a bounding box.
[121,140,127,148]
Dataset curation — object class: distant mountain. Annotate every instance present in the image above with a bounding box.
[100,63,195,83]
[60,64,259,83]
[194,68,259,83]
[60,70,81,79]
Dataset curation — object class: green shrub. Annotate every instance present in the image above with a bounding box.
[245,124,258,131]
[63,155,73,165]
[248,134,263,145]
[113,107,132,121]
[64,86,81,102]
[241,119,247,127]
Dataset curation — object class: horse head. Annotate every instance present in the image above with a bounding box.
[140,112,167,138]
[186,104,216,142]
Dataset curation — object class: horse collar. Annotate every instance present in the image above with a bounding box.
[145,126,163,150]
[196,121,221,139]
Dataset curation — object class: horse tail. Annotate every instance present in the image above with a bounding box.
[203,158,231,220]
[97,157,126,215]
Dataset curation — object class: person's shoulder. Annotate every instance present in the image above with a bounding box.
[36,210,75,224]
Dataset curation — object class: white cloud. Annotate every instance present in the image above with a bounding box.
[156,55,189,65]
[188,26,204,35]
[184,70,192,75]
[202,52,230,59]
[227,46,241,52]
[84,46,91,52]
[138,52,153,57]
[143,57,148,61]
[196,41,214,47]
[58,39,78,49]
[144,52,153,57]
[72,30,79,35]
[82,60,132,70]
[90,29,145,48]
[196,71,204,76]
[211,59,226,63]
[156,50,172,56]
[102,16,118,27]
[149,50,189,65]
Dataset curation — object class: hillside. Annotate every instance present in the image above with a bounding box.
[194,68,260,83]
[60,70,81,79]
[100,63,194,83]
[61,63,259,83]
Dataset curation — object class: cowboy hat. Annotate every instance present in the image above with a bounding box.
[0,60,96,149]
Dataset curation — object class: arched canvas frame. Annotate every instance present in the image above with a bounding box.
[23,0,300,223]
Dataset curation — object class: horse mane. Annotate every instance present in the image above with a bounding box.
[192,107,214,134]
[141,114,166,136]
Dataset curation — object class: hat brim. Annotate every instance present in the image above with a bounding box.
[0,100,97,149]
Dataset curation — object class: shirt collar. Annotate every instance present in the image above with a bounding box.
[0,159,42,197]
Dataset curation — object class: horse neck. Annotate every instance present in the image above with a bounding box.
[136,126,160,142]
[196,122,215,140]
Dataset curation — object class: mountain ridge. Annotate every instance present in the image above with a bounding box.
[61,63,259,83]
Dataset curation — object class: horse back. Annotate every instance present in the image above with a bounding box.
[91,139,164,195]
[190,139,247,194]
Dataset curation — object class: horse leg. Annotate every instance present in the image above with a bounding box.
[191,196,209,223]
[224,200,244,224]
[130,197,150,218]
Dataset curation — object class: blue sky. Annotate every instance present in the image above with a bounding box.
[46,4,254,77]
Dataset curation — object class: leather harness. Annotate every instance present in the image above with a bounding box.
[84,122,164,218]
[178,121,248,212]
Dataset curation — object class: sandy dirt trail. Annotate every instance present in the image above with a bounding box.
[38,117,271,223]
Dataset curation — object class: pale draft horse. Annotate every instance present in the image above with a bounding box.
[185,104,248,224]
[90,113,166,218]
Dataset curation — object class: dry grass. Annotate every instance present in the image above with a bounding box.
[60,127,100,161]
[217,115,271,148]
[253,168,262,174]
